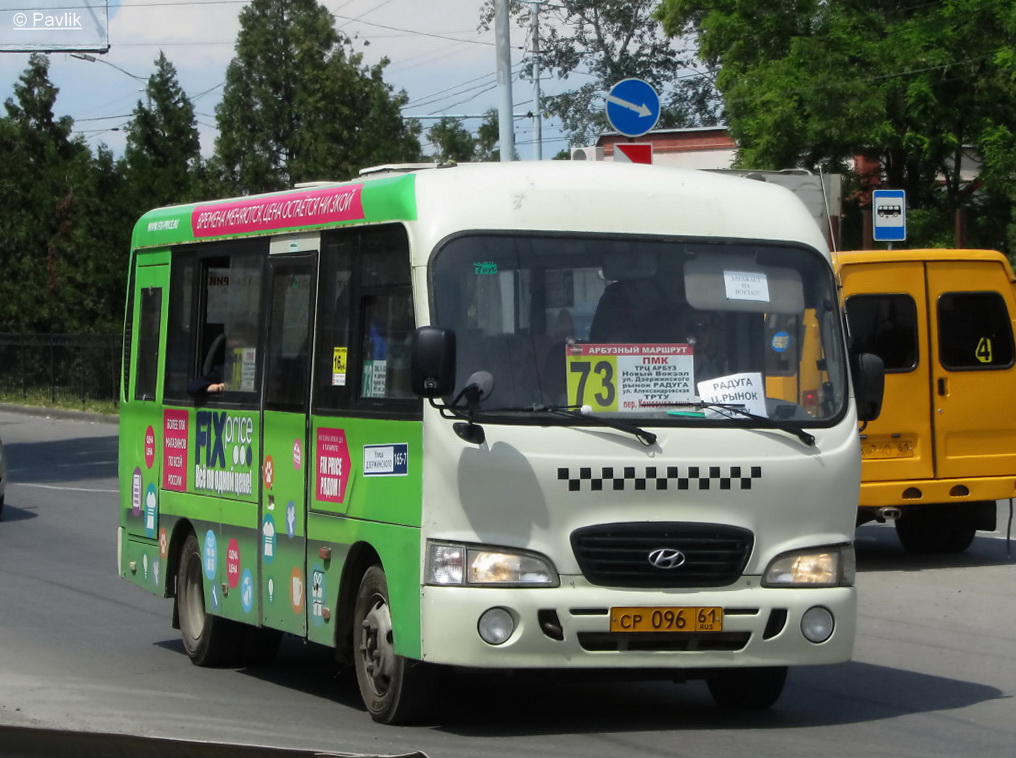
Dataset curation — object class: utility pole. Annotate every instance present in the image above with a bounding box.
[495,0,516,161]
[531,1,542,160]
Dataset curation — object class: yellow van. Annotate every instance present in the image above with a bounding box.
[837,249,1016,552]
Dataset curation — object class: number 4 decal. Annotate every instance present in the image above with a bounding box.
[976,337,993,364]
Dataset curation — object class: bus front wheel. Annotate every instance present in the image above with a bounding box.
[352,564,435,724]
[707,666,787,710]
[176,532,243,666]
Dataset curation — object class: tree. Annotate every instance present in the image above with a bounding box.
[0,54,131,334]
[480,0,721,147]
[122,52,203,210]
[213,0,421,194]
[54,144,134,333]
[427,109,501,162]
[657,0,1016,252]
[0,54,94,332]
[428,117,476,163]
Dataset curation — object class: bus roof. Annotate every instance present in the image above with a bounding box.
[835,248,1016,282]
[131,161,829,258]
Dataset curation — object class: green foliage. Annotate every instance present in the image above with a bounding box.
[657,0,1016,253]
[428,117,476,163]
[426,109,501,162]
[0,53,109,333]
[0,4,428,336]
[123,52,203,209]
[481,0,722,147]
[213,0,421,193]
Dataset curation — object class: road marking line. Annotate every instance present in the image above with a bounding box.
[13,482,118,494]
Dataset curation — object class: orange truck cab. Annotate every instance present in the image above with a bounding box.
[837,249,1016,553]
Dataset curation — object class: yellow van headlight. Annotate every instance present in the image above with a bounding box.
[762,545,855,587]
[426,541,559,587]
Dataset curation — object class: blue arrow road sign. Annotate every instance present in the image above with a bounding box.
[872,189,906,242]
[606,79,660,138]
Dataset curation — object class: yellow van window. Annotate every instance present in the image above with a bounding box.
[845,294,918,372]
[938,292,1015,370]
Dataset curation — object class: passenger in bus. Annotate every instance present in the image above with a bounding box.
[688,310,728,381]
[188,333,226,397]
[187,371,225,397]
[590,265,690,345]
[188,320,257,397]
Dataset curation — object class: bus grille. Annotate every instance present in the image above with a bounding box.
[571,522,754,588]
[577,631,751,652]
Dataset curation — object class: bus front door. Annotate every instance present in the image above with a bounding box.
[124,257,170,543]
[259,251,316,636]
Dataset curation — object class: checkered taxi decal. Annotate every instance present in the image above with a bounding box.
[557,465,762,492]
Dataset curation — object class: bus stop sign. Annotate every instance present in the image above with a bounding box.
[872,189,906,242]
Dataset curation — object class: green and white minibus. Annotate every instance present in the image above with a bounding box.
[118,161,881,723]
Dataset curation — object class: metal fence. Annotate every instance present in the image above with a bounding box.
[0,333,121,408]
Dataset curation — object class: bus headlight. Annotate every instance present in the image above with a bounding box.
[426,542,559,587]
[762,544,855,587]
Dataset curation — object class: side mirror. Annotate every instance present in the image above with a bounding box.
[411,326,456,398]
[852,352,885,422]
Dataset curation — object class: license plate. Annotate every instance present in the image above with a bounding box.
[861,438,915,459]
[609,606,723,633]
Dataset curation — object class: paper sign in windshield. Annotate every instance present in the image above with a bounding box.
[566,343,695,412]
[724,271,770,302]
[697,372,768,418]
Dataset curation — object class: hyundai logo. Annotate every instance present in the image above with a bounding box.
[648,547,686,569]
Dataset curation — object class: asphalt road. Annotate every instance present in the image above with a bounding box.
[2,408,1016,757]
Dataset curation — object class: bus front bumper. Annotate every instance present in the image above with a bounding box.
[419,577,856,671]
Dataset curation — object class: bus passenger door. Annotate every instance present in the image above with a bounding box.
[124,257,170,543]
[259,250,316,635]
[926,261,1016,479]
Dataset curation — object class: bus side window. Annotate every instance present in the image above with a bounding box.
[356,226,415,403]
[164,242,266,403]
[845,294,919,372]
[314,224,417,413]
[134,287,163,401]
[314,233,355,410]
[264,262,313,410]
[164,254,196,401]
[938,292,1015,369]
[360,291,415,400]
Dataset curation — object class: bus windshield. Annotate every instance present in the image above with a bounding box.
[431,234,847,424]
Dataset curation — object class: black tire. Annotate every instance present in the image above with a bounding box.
[353,564,436,724]
[176,532,243,666]
[707,666,788,710]
[895,515,976,554]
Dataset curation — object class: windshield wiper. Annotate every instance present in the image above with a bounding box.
[476,403,658,447]
[653,401,816,446]
[442,370,652,446]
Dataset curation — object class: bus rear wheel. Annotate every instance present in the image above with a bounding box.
[353,564,435,724]
[176,532,243,667]
[707,666,788,710]
[895,513,977,554]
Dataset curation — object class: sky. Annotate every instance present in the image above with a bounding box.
[0,0,576,162]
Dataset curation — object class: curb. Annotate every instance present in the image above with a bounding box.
[0,403,118,425]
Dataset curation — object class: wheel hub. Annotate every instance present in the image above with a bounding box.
[359,597,395,694]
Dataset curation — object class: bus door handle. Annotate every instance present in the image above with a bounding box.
[937,377,948,396]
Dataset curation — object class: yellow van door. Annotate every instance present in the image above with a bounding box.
[842,260,934,484]
[926,260,1016,479]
